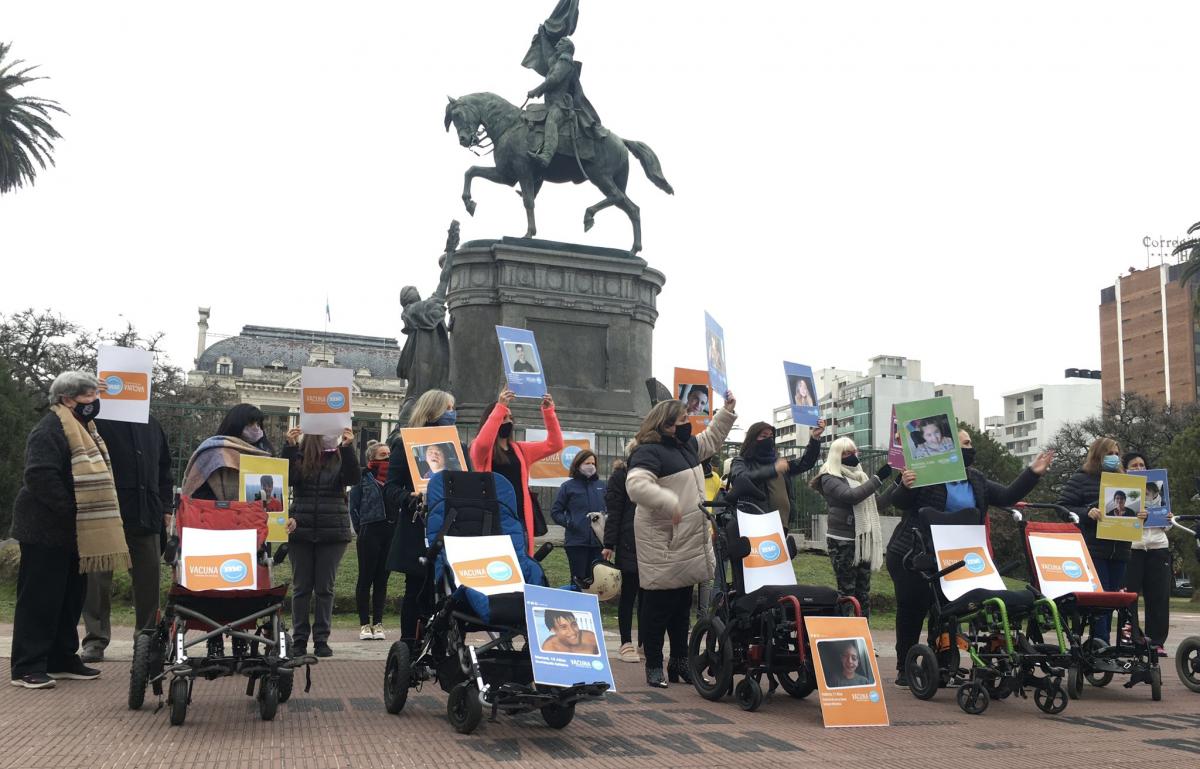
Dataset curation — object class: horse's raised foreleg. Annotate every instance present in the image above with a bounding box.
[583,195,620,232]
[462,165,512,216]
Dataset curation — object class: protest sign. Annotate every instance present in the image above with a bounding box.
[895,397,965,486]
[524,584,615,691]
[703,311,728,401]
[806,616,889,728]
[238,456,289,543]
[526,429,595,488]
[180,527,257,591]
[783,361,819,427]
[96,345,153,424]
[443,534,525,596]
[1128,469,1170,528]
[674,367,713,433]
[929,525,1004,601]
[299,366,353,435]
[1097,472,1145,542]
[736,509,795,594]
[1027,530,1100,599]
[496,325,547,398]
[399,426,466,494]
[887,406,906,470]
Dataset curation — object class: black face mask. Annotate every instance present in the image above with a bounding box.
[754,438,776,462]
[497,422,514,440]
[73,399,101,422]
[842,454,860,468]
[961,447,976,467]
[673,423,693,444]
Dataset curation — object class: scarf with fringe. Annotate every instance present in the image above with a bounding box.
[53,405,131,573]
[841,465,884,571]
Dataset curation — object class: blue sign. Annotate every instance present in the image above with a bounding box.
[486,560,514,582]
[561,445,581,469]
[326,391,346,410]
[496,325,548,398]
[704,311,728,400]
[524,584,615,691]
[1128,469,1171,528]
[782,361,820,427]
[104,374,125,395]
[759,540,782,562]
[220,558,249,584]
[964,553,986,573]
[1062,560,1083,579]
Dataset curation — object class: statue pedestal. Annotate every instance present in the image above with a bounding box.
[446,237,665,436]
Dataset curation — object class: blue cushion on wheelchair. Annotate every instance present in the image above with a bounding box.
[941,588,1035,617]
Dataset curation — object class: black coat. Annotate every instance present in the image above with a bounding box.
[728,437,821,508]
[95,416,173,535]
[11,411,78,550]
[887,466,1041,558]
[282,444,359,544]
[384,435,472,574]
[602,464,637,574]
[1058,470,1131,562]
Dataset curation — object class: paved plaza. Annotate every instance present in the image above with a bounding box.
[3,617,1200,768]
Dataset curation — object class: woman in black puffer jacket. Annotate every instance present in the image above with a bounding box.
[602,443,641,664]
[283,426,359,658]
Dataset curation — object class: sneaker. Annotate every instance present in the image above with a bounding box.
[291,641,308,657]
[10,673,55,689]
[314,642,333,658]
[359,624,373,641]
[618,643,640,663]
[79,647,104,664]
[894,674,910,689]
[47,660,101,680]
[372,623,386,641]
[1155,645,1168,658]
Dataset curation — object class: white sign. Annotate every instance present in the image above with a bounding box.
[737,510,796,594]
[929,525,1004,601]
[96,345,153,424]
[443,535,525,596]
[299,366,353,435]
[179,526,258,591]
[525,429,597,488]
[1027,531,1100,599]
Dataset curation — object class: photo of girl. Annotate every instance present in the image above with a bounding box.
[908,415,954,458]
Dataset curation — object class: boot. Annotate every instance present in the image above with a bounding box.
[645,665,668,689]
[667,658,693,685]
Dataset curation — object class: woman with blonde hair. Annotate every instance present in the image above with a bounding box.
[384,389,469,641]
[625,392,736,687]
[811,436,897,617]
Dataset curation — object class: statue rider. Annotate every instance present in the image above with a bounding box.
[526,37,603,167]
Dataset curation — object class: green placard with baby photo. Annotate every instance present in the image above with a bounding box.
[894,396,966,487]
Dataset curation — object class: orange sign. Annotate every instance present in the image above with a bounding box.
[99,371,149,401]
[806,616,889,728]
[743,534,788,569]
[453,556,522,591]
[673,367,713,434]
[1034,555,1091,584]
[937,547,996,582]
[303,387,350,414]
[530,438,592,481]
[183,553,255,591]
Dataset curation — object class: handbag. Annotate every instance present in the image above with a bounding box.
[588,511,608,545]
[529,491,549,538]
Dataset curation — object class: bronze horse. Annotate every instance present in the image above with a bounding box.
[445,92,673,255]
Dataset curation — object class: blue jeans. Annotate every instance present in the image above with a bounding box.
[1091,557,1128,643]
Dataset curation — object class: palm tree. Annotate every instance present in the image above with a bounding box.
[0,42,66,194]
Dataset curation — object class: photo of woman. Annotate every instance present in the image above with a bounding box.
[789,375,816,408]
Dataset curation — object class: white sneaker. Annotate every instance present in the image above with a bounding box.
[359,624,373,640]
[372,623,386,641]
[618,642,640,663]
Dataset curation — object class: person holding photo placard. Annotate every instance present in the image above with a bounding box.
[181,404,274,501]
[729,418,826,531]
[1121,452,1172,654]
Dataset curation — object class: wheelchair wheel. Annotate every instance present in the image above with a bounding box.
[277,669,294,704]
[1175,636,1200,693]
[1034,680,1068,715]
[687,617,732,702]
[777,669,816,699]
[1150,666,1162,702]
[384,641,412,715]
[1084,669,1113,688]
[258,676,279,721]
[1067,666,1084,700]
[540,702,576,729]
[734,677,764,712]
[905,645,940,700]
[447,682,483,734]
[168,677,189,727]
[128,632,153,710]
[956,682,989,715]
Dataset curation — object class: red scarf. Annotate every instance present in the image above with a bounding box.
[368,460,388,484]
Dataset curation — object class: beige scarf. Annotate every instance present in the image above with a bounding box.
[53,405,131,573]
[842,466,883,571]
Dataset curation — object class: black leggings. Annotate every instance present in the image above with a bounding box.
[355,521,395,626]
[400,571,427,639]
[639,586,691,668]
[886,549,933,673]
[618,571,642,645]
[1124,548,1172,646]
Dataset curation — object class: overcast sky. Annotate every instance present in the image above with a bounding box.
[4,1,1200,426]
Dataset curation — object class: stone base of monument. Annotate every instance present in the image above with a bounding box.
[446,237,665,437]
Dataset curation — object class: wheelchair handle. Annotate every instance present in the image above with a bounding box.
[1011,501,1079,524]
[533,542,554,562]
[935,559,967,580]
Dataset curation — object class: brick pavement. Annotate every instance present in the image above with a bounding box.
[4,627,1200,769]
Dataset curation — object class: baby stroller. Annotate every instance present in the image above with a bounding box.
[1013,502,1161,700]
[1170,514,1200,693]
[128,496,316,725]
[382,471,609,734]
[687,480,862,711]
[902,507,1070,715]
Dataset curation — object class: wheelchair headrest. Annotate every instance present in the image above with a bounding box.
[429,471,519,540]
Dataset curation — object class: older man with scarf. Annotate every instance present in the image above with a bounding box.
[10,372,131,689]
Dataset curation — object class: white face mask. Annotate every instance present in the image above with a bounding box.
[580,464,597,478]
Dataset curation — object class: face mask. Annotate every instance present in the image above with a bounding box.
[754,438,776,462]
[1102,455,1120,472]
[242,425,264,444]
[961,447,976,467]
[497,422,514,439]
[674,423,693,444]
[73,399,100,422]
[434,409,457,427]
[321,435,340,452]
[842,454,860,468]
[580,464,597,478]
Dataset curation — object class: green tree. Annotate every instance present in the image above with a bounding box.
[1172,220,1200,314]
[1161,419,1200,602]
[0,42,65,194]
[0,360,39,535]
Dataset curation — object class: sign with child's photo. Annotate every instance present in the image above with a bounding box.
[887,406,906,470]
[238,456,290,542]
[523,583,615,691]
[783,361,820,427]
[496,325,547,398]
[399,426,466,494]
[703,311,729,400]
[1097,471,1145,542]
[806,616,889,728]
[894,397,965,487]
[1128,469,1170,528]
[674,367,713,433]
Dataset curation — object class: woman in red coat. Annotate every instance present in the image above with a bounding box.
[469,387,563,554]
